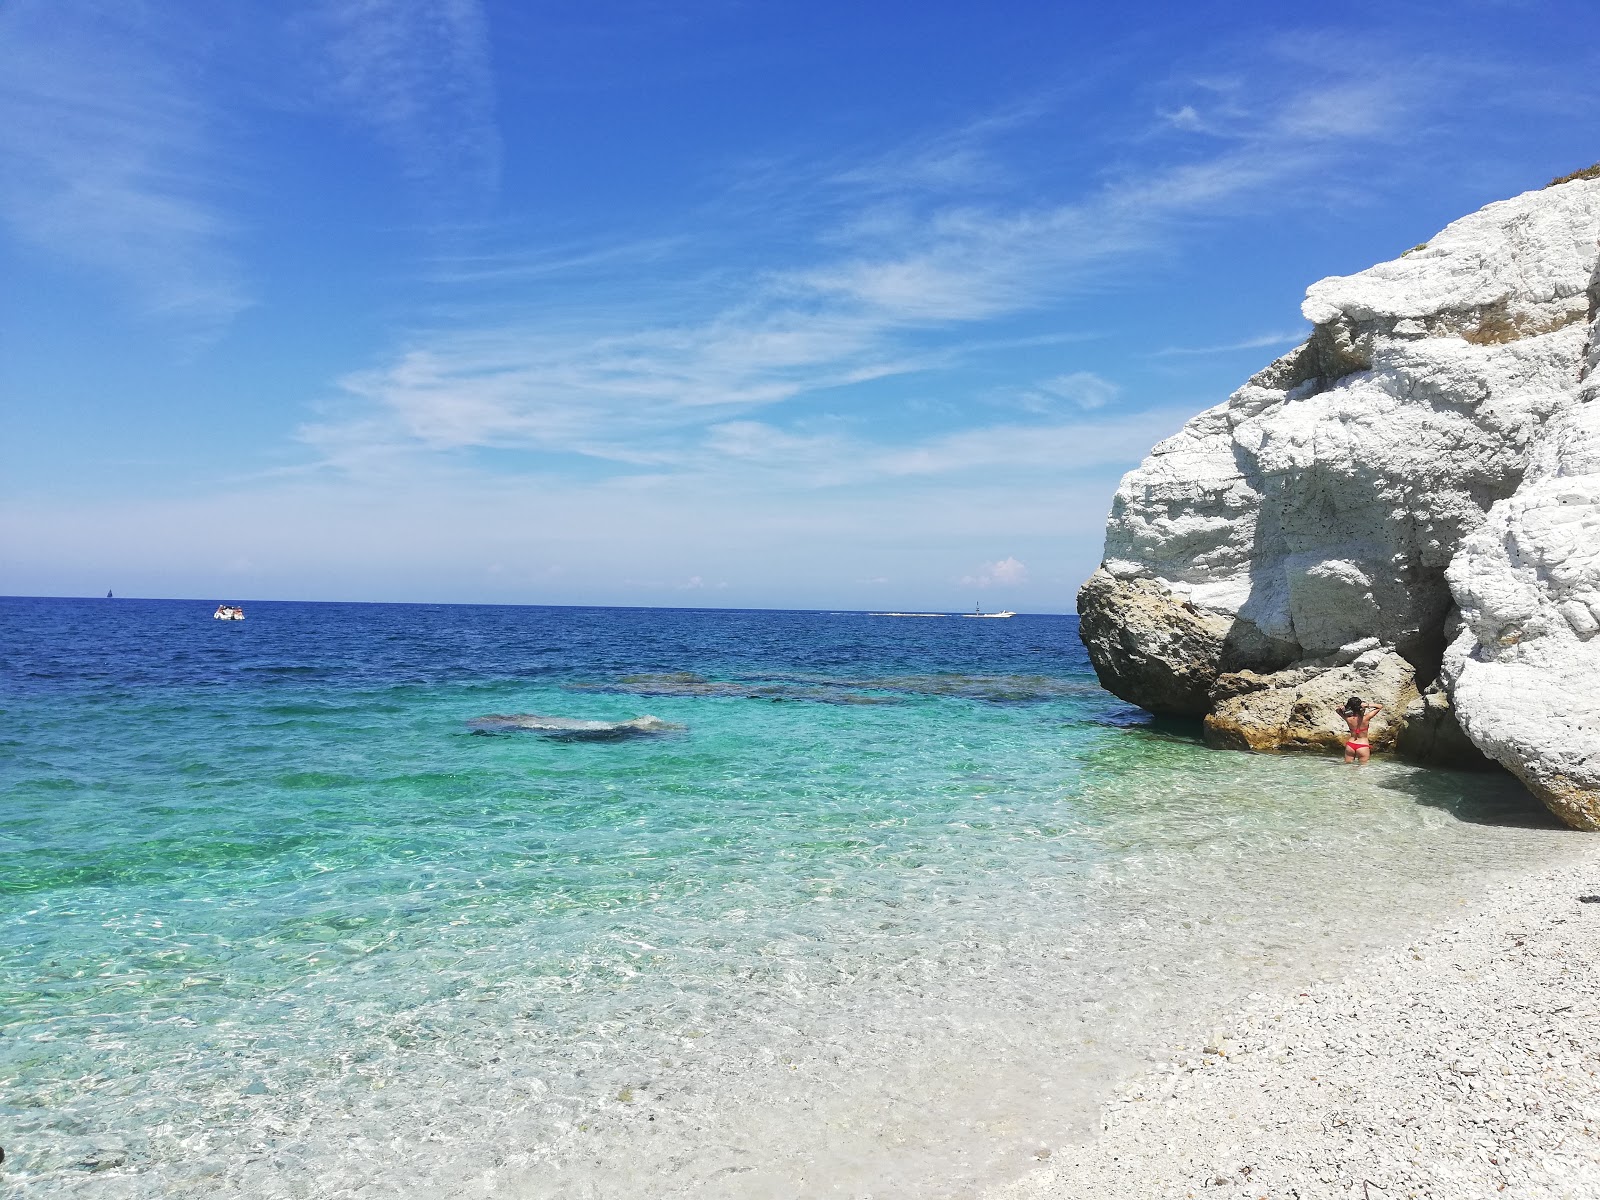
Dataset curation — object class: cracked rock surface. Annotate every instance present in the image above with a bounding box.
[1445,273,1600,828]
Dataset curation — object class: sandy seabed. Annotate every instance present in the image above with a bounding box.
[985,846,1600,1200]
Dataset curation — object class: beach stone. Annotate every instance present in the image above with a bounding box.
[1203,648,1417,754]
[1078,176,1600,823]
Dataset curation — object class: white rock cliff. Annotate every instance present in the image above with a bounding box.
[1079,176,1600,829]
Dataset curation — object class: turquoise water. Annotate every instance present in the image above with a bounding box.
[0,597,1583,1198]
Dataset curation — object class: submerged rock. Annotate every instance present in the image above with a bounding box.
[567,673,900,704]
[467,714,683,740]
[78,1146,129,1172]
[1079,175,1600,827]
[571,670,1088,705]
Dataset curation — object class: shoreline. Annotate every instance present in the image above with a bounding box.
[986,844,1600,1200]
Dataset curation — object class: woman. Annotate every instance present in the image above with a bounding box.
[1339,696,1382,764]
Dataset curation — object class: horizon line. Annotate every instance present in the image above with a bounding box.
[2,594,1076,617]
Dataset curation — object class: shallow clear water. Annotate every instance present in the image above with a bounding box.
[0,597,1584,1198]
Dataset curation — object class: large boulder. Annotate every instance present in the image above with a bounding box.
[1078,176,1600,827]
[1076,568,1295,715]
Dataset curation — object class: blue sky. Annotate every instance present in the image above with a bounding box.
[2,0,1597,610]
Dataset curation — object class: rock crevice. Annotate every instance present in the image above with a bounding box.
[1079,177,1600,828]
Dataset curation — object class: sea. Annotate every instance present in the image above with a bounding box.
[1,596,1586,1199]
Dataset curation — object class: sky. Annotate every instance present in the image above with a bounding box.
[2,0,1597,611]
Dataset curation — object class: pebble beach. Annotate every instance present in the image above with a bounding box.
[991,846,1600,1200]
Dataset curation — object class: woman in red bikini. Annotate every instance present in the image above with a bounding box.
[1339,696,1382,764]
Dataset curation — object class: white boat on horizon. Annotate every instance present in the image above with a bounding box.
[870,604,1016,618]
[963,603,1015,618]
[213,604,245,621]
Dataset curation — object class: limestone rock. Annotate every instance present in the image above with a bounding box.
[1443,267,1600,827]
[1204,648,1418,754]
[1079,176,1600,823]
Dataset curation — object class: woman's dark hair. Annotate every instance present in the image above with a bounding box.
[1341,696,1364,717]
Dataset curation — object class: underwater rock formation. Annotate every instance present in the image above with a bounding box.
[1079,175,1600,828]
[467,714,682,739]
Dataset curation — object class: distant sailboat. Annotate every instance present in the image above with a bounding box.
[106,589,113,598]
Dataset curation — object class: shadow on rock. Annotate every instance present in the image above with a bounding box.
[1094,707,1208,742]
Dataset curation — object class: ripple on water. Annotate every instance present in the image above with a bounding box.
[0,599,1583,1199]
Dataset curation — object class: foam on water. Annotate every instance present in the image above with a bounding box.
[0,598,1585,1198]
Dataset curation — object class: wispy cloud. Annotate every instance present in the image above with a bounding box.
[613,407,1191,495]
[1161,105,1207,133]
[1151,329,1308,357]
[0,1,246,331]
[296,0,501,210]
[1148,43,1426,149]
[300,312,924,471]
[1027,372,1120,410]
[301,49,1465,475]
[0,0,502,339]
[417,233,692,287]
[827,94,1058,197]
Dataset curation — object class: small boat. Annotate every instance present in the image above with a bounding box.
[213,604,245,621]
[106,589,113,598]
[963,603,1015,619]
